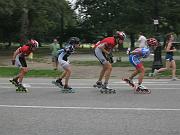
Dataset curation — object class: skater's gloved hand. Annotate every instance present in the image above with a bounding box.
[107,52,113,58]
[11,60,15,65]
[107,52,114,63]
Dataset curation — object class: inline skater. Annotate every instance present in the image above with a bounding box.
[123,38,159,94]
[93,31,126,93]
[52,37,80,93]
[10,39,39,92]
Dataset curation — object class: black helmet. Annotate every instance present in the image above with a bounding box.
[68,37,80,45]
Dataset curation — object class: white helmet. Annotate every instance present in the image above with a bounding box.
[28,39,39,48]
[115,31,126,40]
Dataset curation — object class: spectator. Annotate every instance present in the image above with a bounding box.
[138,32,147,48]
[50,38,60,70]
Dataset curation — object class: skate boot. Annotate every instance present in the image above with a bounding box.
[9,78,19,87]
[16,84,28,93]
[100,83,116,94]
[52,79,63,88]
[122,78,135,87]
[135,85,150,94]
[62,85,75,93]
[93,81,103,88]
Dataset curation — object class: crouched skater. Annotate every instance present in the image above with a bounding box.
[10,39,39,92]
[52,37,80,93]
[123,38,159,94]
[93,31,126,93]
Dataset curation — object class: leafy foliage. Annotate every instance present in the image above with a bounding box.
[0,0,77,43]
[75,0,180,38]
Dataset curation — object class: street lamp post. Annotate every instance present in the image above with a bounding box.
[152,19,163,72]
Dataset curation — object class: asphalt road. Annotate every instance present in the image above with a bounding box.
[0,78,180,135]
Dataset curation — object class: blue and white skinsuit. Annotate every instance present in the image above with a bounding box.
[57,44,75,69]
[129,47,150,69]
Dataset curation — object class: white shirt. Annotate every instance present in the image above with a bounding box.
[138,35,147,48]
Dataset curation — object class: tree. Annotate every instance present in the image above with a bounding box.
[0,0,78,45]
[75,0,180,43]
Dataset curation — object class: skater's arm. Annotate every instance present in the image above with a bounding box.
[11,47,21,65]
[130,48,142,55]
[12,47,21,60]
[166,42,176,52]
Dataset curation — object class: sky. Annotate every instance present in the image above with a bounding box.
[67,0,76,5]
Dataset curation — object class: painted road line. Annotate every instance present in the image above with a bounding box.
[113,81,171,84]
[0,104,180,111]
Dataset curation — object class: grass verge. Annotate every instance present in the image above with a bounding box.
[0,67,62,77]
[0,60,179,78]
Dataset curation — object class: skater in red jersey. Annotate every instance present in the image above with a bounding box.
[93,31,126,91]
[10,39,39,90]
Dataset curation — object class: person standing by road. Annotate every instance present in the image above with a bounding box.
[138,32,147,48]
[50,38,60,70]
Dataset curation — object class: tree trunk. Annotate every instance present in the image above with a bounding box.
[19,2,29,45]
[130,33,135,49]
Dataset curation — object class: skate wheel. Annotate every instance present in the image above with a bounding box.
[100,90,104,93]
[145,89,151,94]
[61,90,66,93]
[142,90,147,94]
[24,89,28,93]
[70,89,75,93]
[16,89,19,92]
[16,90,21,93]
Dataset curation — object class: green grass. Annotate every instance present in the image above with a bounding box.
[146,69,180,78]
[0,67,62,77]
[0,60,179,78]
[0,44,180,78]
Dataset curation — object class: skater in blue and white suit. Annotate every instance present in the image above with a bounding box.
[124,38,159,93]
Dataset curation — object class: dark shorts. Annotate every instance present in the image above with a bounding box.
[165,54,174,61]
[18,56,27,67]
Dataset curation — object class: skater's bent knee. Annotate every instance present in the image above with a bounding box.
[22,67,28,73]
